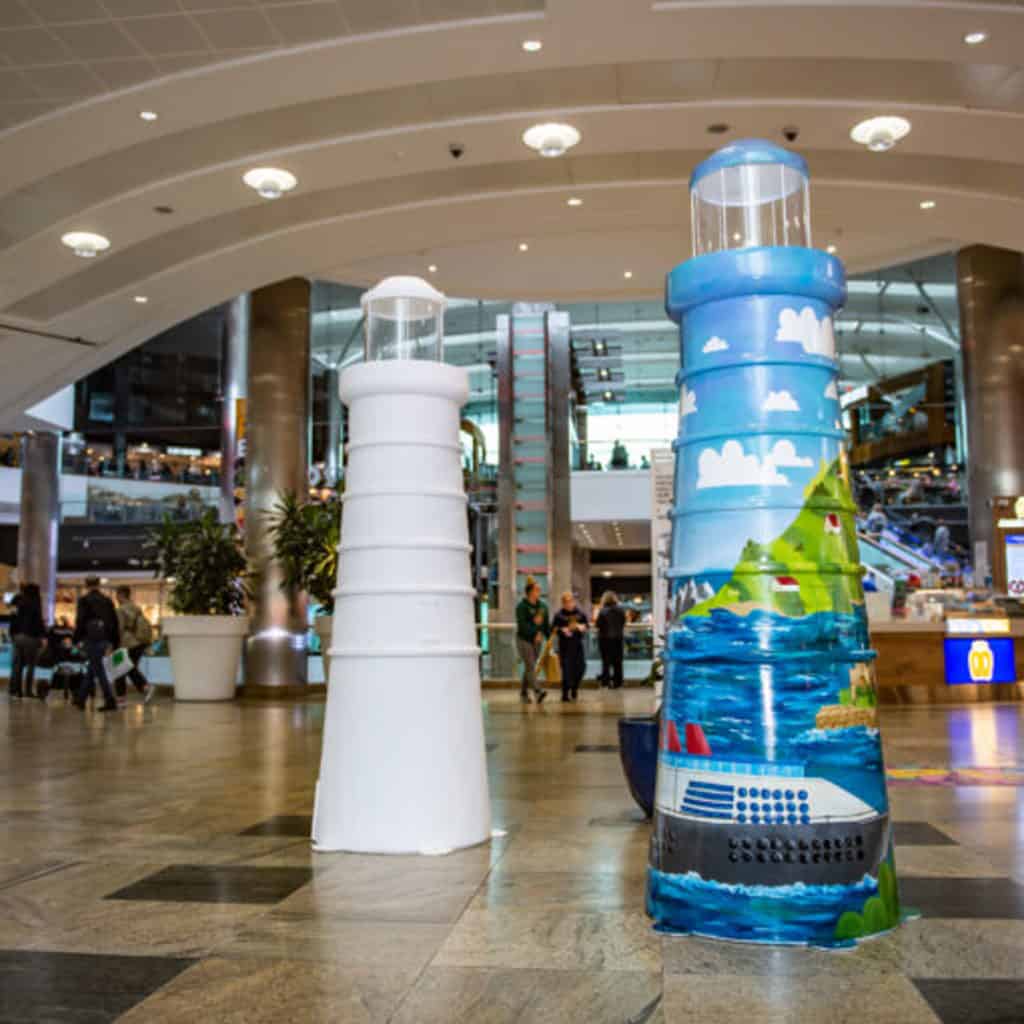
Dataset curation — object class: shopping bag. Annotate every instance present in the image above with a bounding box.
[540,637,561,684]
[104,647,134,682]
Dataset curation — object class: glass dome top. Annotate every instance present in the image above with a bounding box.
[361,275,446,362]
[690,139,812,256]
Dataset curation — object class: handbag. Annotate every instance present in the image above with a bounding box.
[104,647,134,682]
[540,636,562,684]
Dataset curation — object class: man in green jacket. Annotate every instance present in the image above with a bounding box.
[516,578,549,705]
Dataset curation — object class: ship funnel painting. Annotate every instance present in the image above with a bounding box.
[647,140,901,947]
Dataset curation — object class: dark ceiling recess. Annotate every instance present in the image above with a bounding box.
[590,548,650,564]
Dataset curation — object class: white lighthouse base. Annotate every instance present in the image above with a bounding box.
[311,360,491,855]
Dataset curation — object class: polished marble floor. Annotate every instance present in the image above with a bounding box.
[1,690,1023,1022]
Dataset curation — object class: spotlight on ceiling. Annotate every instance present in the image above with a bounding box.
[518,242,529,252]
[522,122,581,158]
[826,244,837,254]
[598,367,610,381]
[427,264,438,273]
[139,110,158,122]
[623,270,633,279]
[521,39,542,52]
[243,167,298,200]
[61,231,110,259]
[963,30,987,45]
[567,196,583,207]
[602,389,614,402]
[133,295,148,304]
[850,116,911,152]
[919,199,936,210]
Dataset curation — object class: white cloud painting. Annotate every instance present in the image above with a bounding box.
[762,390,800,413]
[776,306,835,359]
[824,380,838,399]
[702,336,729,354]
[680,385,697,417]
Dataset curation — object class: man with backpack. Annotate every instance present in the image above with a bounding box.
[73,577,121,712]
[116,585,154,704]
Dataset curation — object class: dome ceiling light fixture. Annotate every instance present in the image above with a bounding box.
[919,199,936,210]
[61,231,110,258]
[139,110,158,122]
[243,167,298,200]
[133,295,148,304]
[522,122,581,158]
[567,196,583,207]
[964,30,987,45]
[850,116,911,152]
[521,39,542,52]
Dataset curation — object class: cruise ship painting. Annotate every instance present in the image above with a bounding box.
[650,723,889,887]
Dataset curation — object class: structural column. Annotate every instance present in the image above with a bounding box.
[245,278,310,689]
[957,245,1024,569]
[18,432,60,623]
[220,294,249,526]
[324,363,342,487]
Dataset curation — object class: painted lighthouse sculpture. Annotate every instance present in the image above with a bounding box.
[647,141,901,946]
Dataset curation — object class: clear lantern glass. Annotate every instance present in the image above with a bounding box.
[691,149,811,257]
[362,276,446,362]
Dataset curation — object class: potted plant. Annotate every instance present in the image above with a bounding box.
[267,491,340,682]
[150,509,250,701]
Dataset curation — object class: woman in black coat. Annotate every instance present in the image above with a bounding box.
[9,583,47,701]
[551,590,588,702]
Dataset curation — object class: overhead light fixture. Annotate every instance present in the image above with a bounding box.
[518,242,529,252]
[602,389,614,401]
[963,30,987,45]
[850,116,911,152]
[521,39,542,52]
[243,167,298,200]
[133,295,148,304]
[597,367,610,381]
[567,197,583,207]
[61,231,110,258]
[139,110,158,122]
[623,270,633,279]
[919,199,936,210]
[602,570,613,578]
[428,264,438,273]
[826,244,837,254]
[522,122,581,158]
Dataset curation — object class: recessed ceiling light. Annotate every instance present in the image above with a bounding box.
[133,295,148,304]
[850,116,911,152]
[139,110,158,122]
[521,39,542,52]
[602,570,613,577]
[61,231,110,258]
[623,270,633,279]
[602,390,614,402]
[243,167,298,200]
[963,30,987,45]
[567,197,583,207]
[522,122,581,158]
[826,244,837,254]
[598,367,610,381]
[518,242,529,252]
[919,199,936,210]
[428,264,438,273]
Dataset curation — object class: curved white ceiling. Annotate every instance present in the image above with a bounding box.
[1,0,1023,423]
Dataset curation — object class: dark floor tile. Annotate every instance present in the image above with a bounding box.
[0,949,191,1023]
[895,822,958,847]
[575,744,619,753]
[107,865,313,905]
[239,815,312,837]
[913,978,1024,1024]
[589,810,649,827]
[900,876,1024,919]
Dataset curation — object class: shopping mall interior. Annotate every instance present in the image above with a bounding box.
[2,2,1024,1021]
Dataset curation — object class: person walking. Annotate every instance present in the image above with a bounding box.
[551,590,587,702]
[115,586,154,703]
[9,583,47,701]
[596,590,626,689]
[515,577,549,705]
[73,577,120,712]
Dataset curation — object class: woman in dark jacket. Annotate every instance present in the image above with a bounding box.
[596,590,626,689]
[10,583,47,701]
[551,590,588,702]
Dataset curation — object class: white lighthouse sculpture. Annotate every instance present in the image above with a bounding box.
[312,276,491,854]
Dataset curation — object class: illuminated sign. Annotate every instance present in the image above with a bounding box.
[944,636,1016,685]
[946,618,1010,636]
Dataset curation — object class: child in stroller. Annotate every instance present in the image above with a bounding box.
[37,619,86,701]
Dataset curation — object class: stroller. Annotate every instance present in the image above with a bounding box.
[37,625,86,702]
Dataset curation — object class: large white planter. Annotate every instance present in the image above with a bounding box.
[313,359,491,855]
[314,614,334,684]
[161,615,249,702]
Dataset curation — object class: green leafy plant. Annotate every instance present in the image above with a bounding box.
[150,509,249,616]
[834,860,900,942]
[266,491,341,615]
